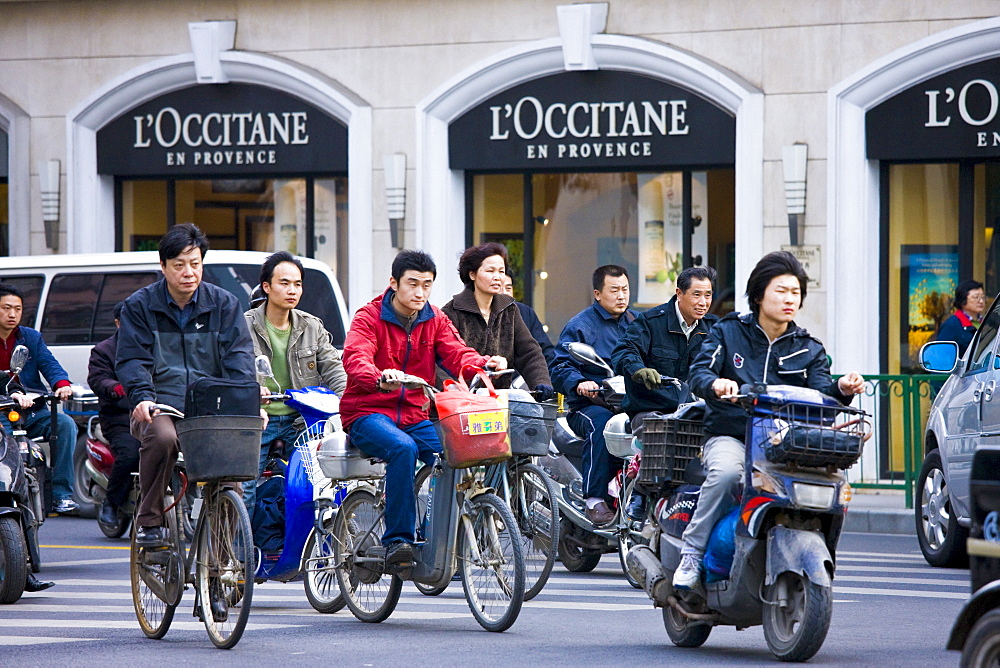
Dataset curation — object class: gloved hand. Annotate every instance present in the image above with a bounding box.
[632,368,662,390]
[534,384,555,401]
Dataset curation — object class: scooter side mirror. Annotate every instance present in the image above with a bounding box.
[254,354,274,380]
[9,345,28,376]
[564,342,615,378]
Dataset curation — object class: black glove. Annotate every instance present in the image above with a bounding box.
[534,384,555,401]
[631,368,662,390]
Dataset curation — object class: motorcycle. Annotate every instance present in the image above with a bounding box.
[540,342,681,582]
[626,383,870,662]
[83,417,133,538]
[0,345,47,603]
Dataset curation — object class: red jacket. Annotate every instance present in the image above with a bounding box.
[340,289,489,429]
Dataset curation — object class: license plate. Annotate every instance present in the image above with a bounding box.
[464,410,507,435]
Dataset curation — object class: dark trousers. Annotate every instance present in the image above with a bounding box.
[567,404,619,500]
[130,415,179,528]
[105,424,141,508]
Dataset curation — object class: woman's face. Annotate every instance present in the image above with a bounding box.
[965,288,987,316]
[471,255,506,296]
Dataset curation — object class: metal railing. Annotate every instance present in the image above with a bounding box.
[844,374,938,509]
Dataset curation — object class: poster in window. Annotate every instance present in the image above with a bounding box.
[900,245,958,372]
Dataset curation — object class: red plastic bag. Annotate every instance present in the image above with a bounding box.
[433,366,511,469]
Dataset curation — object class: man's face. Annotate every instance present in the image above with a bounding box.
[594,273,630,315]
[389,270,435,314]
[160,246,203,300]
[0,295,23,331]
[676,277,713,324]
[758,274,802,326]
[501,274,513,297]
[263,261,303,311]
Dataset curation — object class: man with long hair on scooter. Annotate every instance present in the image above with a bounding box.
[674,251,866,589]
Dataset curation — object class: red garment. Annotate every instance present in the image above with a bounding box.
[340,290,489,430]
[955,309,974,328]
[0,329,16,372]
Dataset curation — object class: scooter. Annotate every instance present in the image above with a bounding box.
[626,383,869,662]
[540,342,680,581]
[83,417,136,538]
[0,345,47,603]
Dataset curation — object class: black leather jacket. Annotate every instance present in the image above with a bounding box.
[688,312,851,438]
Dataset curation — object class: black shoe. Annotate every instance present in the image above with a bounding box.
[25,573,55,592]
[99,499,119,525]
[135,526,167,547]
[384,541,415,577]
[209,579,229,622]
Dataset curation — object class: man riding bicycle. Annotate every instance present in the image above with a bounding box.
[116,223,256,547]
[339,250,506,575]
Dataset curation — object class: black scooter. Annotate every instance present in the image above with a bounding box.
[0,345,50,603]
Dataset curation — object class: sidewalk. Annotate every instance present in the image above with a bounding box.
[843,490,913,535]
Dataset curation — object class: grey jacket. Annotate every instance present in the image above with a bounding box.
[244,304,347,396]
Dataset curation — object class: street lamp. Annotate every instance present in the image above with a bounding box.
[782,143,808,246]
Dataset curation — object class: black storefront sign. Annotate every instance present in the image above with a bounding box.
[449,71,735,171]
[867,57,1000,161]
[97,84,347,177]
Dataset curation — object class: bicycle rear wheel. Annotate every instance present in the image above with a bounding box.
[507,460,560,600]
[195,487,254,649]
[334,488,402,623]
[303,518,346,613]
[459,492,524,632]
[129,498,182,639]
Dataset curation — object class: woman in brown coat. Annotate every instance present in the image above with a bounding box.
[441,242,554,398]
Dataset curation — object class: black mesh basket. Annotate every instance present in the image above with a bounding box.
[754,402,867,469]
[508,400,556,456]
[175,415,263,482]
[637,416,704,490]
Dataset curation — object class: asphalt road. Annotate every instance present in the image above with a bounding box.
[1,517,967,666]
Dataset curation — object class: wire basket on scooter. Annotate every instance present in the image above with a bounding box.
[636,416,704,491]
[292,420,334,486]
[753,401,868,469]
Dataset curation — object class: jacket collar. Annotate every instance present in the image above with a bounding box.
[451,287,515,314]
[737,311,806,340]
[378,288,435,328]
[249,303,306,334]
[955,309,975,328]
[149,278,217,315]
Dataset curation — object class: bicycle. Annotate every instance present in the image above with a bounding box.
[333,373,525,632]
[130,404,261,649]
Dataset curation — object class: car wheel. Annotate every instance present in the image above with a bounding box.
[915,449,968,568]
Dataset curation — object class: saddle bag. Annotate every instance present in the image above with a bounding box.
[185,376,260,418]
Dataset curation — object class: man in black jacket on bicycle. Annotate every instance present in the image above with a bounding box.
[116,223,255,547]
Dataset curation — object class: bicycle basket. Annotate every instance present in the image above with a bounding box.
[754,402,867,469]
[292,419,332,486]
[637,416,703,491]
[434,407,511,469]
[508,398,556,456]
[175,415,263,482]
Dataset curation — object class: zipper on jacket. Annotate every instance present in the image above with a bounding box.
[397,330,414,425]
[756,324,796,382]
[777,348,809,366]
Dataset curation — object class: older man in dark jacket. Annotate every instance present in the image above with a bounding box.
[117,223,255,547]
[88,301,140,526]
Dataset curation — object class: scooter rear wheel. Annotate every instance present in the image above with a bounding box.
[662,603,712,648]
[0,516,28,604]
[99,509,131,539]
[558,519,602,573]
[762,572,832,662]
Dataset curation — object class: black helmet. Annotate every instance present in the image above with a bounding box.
[250,284,266,308]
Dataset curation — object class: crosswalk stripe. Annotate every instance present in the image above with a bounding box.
[835,575,968,587]
[837,551,926,560]
[42,558,132,568]
[0,636,98,646]
[833,586,967,600]
[0,619,301,631]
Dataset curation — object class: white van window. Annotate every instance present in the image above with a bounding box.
[93,272,158,341]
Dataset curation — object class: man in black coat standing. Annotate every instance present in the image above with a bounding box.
[88,301,140,526]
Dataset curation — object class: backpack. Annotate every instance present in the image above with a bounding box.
[252,457,287,553]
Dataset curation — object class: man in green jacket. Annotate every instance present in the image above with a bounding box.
[242,250,347,517]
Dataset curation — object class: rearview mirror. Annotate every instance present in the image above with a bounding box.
[564,341,615,378]
[9,345,28,375]
[254,354,274,380]
[920,341,959,374]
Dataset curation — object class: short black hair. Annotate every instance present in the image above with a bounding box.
[677,266,718,292]
[0,282,24,303]
[391,249,437,282]
[113,301,125,321]
[746,251,809,317]
[260,250,304,286]
[955,279,985,309]
[159,222,209,263]
[592,265,628,292]
[458,242,508,288]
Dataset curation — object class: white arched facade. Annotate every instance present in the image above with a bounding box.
[66,52,374,308]
[415,35,765,303]
[828,18,1000,374]
[0,93,30,256]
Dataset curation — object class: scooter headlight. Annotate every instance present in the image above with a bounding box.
[792,482,836,510]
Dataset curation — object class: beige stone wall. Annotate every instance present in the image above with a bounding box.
[0,0,995,337]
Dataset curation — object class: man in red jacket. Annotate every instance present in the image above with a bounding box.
[340,249,507,575]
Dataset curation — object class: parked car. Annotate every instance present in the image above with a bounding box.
[918,294,1000,567]
[0,250,350,515]
[947,445,1000,666]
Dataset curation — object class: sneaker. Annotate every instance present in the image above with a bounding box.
[384,541,415,578]
[673,553,702,589]
[584,500,616,526]
[135,525,167,547]
[99,498,118,525]
[53,498,78,515]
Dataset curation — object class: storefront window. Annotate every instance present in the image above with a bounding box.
[471,169,734,337]
[0,180,8,257]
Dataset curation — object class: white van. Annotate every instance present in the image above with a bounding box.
[0,250,349,388]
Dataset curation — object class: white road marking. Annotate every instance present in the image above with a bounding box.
[0,619,301,631]
[833,586,966,600]
[0,636,98,646]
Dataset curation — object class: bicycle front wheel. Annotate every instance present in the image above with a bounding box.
[459,493,524,632]
[303,518,346,613]
[507,460,560,600]
[195,487,254,649]
[334,488,402,623]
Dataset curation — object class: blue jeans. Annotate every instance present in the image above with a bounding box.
[348,414,439,546]
[242,414,302,521]
[4,408,78,502]
[567,404,618,500]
